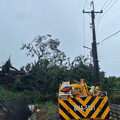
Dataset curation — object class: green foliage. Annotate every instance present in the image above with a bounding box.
[0,86,33,103]
[19,35,120,102]
[12,78,23,92]
[2,34,119,104]
[114,80,120,89]
[0,87,23,101]
[101,76,120,97]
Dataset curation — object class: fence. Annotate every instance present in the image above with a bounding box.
[110,104,120,120]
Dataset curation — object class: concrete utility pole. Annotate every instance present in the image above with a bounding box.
[83,1,102,87]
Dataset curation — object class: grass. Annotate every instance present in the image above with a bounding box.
[37,101,58,120]
[0,87,35,103]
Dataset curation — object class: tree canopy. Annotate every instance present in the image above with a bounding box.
[0,34,119,104]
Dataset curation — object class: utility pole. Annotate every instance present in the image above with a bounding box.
[83,1,102,88]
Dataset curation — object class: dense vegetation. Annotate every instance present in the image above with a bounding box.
[0,35,120,104]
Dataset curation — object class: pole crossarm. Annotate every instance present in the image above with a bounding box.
[83,10,103,14]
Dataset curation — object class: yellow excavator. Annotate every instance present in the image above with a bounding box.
[58,79,111,120]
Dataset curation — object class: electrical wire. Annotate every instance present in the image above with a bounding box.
[95,0,112,20]
[84,0,89,9]
[102,0,110,10]
[83,13,86,56]
[88,16,92,61]
[95,0,108,34]
[95,0,109,18]
[83,0,91,57]
[102,0,113,11]
[97,30,120,45]
[96,0,119,23]
[96,13,101,34]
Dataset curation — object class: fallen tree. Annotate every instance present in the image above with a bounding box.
[0,58,33,91]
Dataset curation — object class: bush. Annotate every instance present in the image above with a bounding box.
[11,78,23,92]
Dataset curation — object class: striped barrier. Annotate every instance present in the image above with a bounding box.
[59,96,111,120]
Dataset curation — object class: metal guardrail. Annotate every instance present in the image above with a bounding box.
[28,113,37,120]
[110,104,120,120]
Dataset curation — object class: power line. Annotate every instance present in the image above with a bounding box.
[102,0,113,11]
[95,0,111,20]
[96,13,101,34]
[97,30,120,45]
[88,16,92,59]
[95,0,108,32]
[96,0,119,23]
[84,0,89,9]
[95,0,109,18]
[96,0,118,22]
[83,13,86,56]
[102,0,110,10]
[83,0,89,56]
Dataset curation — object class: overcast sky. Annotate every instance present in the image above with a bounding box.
[0,0,120,77]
